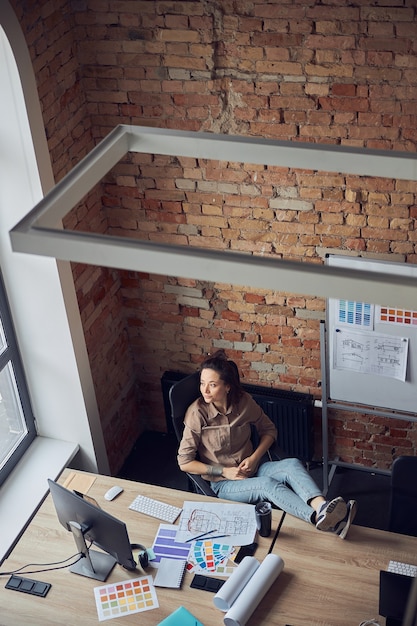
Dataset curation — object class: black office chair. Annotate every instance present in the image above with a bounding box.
[169,370,216,496]
[168,368,287,498]
[388,456,417,536]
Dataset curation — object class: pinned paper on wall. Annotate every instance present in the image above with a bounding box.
[333,328,408,381]
[377,305,417,327]
[335,299,374,330]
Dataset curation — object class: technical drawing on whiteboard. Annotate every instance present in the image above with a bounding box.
[333,329,409,381]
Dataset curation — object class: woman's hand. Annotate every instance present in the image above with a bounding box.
[238,455,258,477]
[221,457,258,480]
[221,465,247,480]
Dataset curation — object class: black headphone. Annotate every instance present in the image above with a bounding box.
[130,543,149,570]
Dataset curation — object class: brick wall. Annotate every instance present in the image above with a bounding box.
[10,0,417,473]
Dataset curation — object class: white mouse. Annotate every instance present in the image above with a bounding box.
[104,485,124,501]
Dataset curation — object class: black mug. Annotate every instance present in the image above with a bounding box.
[255,501,272,537]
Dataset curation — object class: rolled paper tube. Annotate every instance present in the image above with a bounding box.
[213,556,260,612]
[223,553,285,626]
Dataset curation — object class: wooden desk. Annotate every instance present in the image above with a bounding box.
[0,470,280,626]
[3,470,417,626]
[267,512,417,626]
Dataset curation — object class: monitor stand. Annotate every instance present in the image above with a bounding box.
[68,521,117,581]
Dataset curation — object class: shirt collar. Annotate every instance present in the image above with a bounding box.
[206,401,232,418]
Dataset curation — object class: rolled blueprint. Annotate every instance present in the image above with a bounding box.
[214,553,285,626]
[213,556,260,611]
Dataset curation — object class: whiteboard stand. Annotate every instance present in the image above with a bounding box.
[320,321,417,494]
[321,255,417,494]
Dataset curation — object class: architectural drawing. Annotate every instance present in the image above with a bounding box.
[334,329,408,382]
[175,501,257,546]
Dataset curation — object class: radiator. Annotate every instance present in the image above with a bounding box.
[161,371,315,462]
[241,383,314,462]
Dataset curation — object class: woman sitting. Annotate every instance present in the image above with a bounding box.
[177,350,357,538]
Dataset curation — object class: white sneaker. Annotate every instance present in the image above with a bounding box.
[316,496,347,531]
[333,500,357,539]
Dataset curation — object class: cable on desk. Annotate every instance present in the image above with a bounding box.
[0,550,85,577]
[359,620,381,626]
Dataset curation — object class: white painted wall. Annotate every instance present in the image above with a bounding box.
[0,2,109,474]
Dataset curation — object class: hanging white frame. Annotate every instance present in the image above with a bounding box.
[9,124,417,309]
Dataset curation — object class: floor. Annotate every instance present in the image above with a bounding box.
[117,431,391,532]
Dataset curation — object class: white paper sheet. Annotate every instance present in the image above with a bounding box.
[176,501,257,546]
[333,328,409,381]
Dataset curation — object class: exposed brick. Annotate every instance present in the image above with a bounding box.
[12,0,417,474]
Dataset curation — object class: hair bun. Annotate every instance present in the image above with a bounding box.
[210,349,228,360]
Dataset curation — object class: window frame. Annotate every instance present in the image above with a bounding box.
[0,269,36,485]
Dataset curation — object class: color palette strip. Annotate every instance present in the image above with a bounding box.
[338,300,372,327]
[379,307,417,326]
[94,576,158,621]
[151,523,191,565]
[196,539,215,570]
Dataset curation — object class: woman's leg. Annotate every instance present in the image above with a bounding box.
[211,468,316,524]
[257,458,322,505]
[211,458,349,526]
[257,459,347,527]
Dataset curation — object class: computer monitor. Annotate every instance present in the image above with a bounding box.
[47,479,136,581]
[379,570,413,623]
[404,575,417,626]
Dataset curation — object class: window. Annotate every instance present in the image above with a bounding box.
[0,270,36,484]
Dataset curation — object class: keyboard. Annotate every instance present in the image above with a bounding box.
[387,560,417,577]
[129,494,182,523]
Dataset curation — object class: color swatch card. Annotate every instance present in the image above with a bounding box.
[151,523,191,565]
[187,539,235,576]
[94,576,158,621]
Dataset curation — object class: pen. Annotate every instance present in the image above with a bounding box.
[186,529,218,543]
[202,534,231,541]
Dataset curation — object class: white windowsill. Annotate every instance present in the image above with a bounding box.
[0,436,79,564]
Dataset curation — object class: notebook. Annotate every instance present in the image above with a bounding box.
[153,558,187,588]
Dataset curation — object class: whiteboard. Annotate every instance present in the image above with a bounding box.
[326,255,417,413]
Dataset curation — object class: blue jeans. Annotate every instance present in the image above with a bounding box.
[210,458,323,524]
